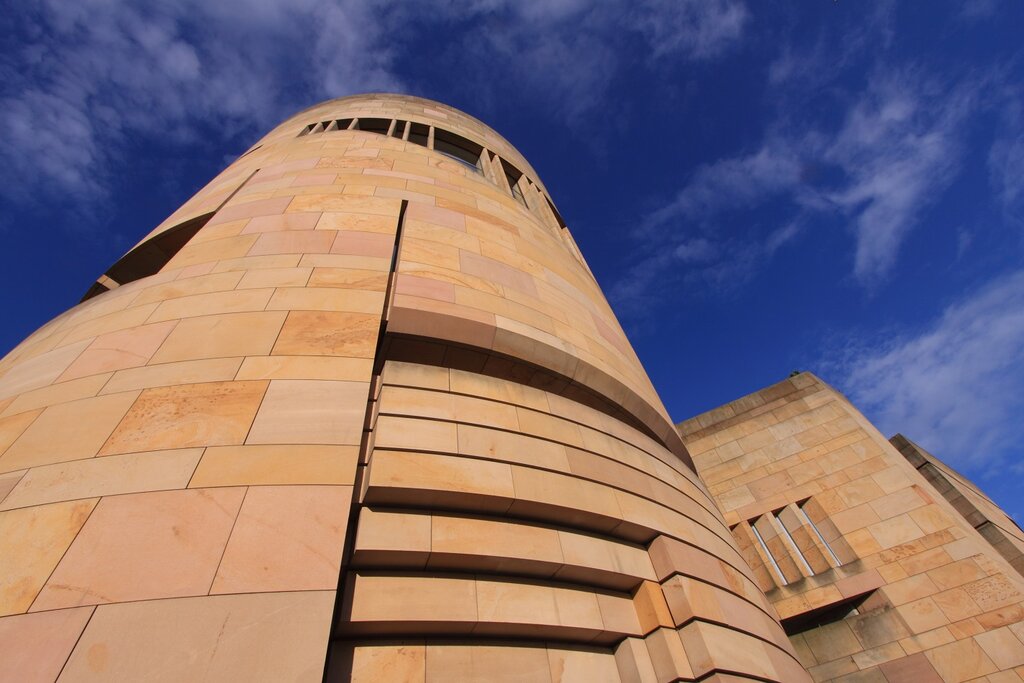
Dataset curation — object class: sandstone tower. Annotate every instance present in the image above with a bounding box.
[1,94,1022,682]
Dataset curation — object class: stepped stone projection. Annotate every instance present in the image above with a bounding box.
[0,94,1022,682]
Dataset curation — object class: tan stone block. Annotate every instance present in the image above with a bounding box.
[150,311,287,364]
[802,618,863,662]
[929,558,989,591]
[289,193,401,216]
[247,379,367,445]
[448,367,548,411]
[0,448,202,511]
[679,621,778,680]
[547,646,621,683]
[350,643,426,682]
[645,627,694,681]
[480,577,609,637]
[963,574,1022,612]
[374,414,457,452]
[1,392,139,471]
[247,229,336,256]
[933,587,983,622]
[869,514,925,548]
[147,287,274,323]
[332,230,395,258]
[236,355,372,381]
[272,310,380,357]
[348,572,477,625]
[241,212,321,233]
[509,465,623,534]
[0,374,112,419]
[430,513,563,574]
[878,651,944,682]
[0,607,94,682]
[32,488,244,610]
[378,384,455,421]
[237,266,313,289]
[212,485,350,593]
[59,591,334,682]
[0,339,92,400]
[308,267,389,291]
[976,626,1024,669]
[0,469,24,504]
[425,643,551,682]
[315,211,398,233]
[899,626,955,655]
[457,423,570,471]
[354,508,431,567]
[266,286,384,314]
[0,499,97,615]
[366,450,515,513]
[100,357,242,393]
[555,529,657,588]
[58,320,177,381]
[899,597,950,633]
[100,381,267,454]
[190,444,358,487]
[632,581,674,634]
[614,637,658,683]
[0,409,41,457]
[925,636,998,682]
[131,271,245,306]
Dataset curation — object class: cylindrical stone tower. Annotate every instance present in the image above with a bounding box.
[0,95,808,682]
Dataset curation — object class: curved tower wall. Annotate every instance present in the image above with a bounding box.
[0,94,806,682]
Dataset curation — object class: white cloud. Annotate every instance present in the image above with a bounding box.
[612,68,980,316]
[989,133,1024,225]
[826,269,1024,471]
[0,0,749,208]
[0,0,402,207]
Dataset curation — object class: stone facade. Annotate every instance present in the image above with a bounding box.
[0,94,1018,682]
[680,373,1024,682]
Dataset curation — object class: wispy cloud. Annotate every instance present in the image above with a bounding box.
[824,268,1024,472]
[611,66,983,316]
[0,0,402,209]
[0,0,750,211]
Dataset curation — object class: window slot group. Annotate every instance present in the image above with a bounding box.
[738,498,843,588]
[295,115,564,232]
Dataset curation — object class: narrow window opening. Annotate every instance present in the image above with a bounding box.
[392,120,408,139]
[334,118,353,131]
[501,160,529,208]
[546,197,567,229]
[298,124,314,137]
[433,129,483,174]
[354,117,390,135]
[408,122,429,147]
[799,501,842,567]
[750,520,788,586]
[774,509,813,576]
[781,592,873,636]
[82,211,214,301]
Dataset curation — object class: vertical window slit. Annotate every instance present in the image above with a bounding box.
[774,510,813,576]
[751,520,788,586]
[799,502,842,567]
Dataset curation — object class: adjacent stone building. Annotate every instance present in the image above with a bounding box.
[0,94,1021,682]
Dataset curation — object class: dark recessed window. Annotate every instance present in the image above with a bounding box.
[546,197,567,229]
[391,120,408,138]
[408,122,429,147]
[501,160,529,208]
[333,118,354,131]
[355,117,391,135]
[433,129,483,174]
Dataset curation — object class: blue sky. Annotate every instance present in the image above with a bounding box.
[2,1,1023,516]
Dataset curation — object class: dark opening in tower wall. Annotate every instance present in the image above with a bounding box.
[79,211,214,302]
